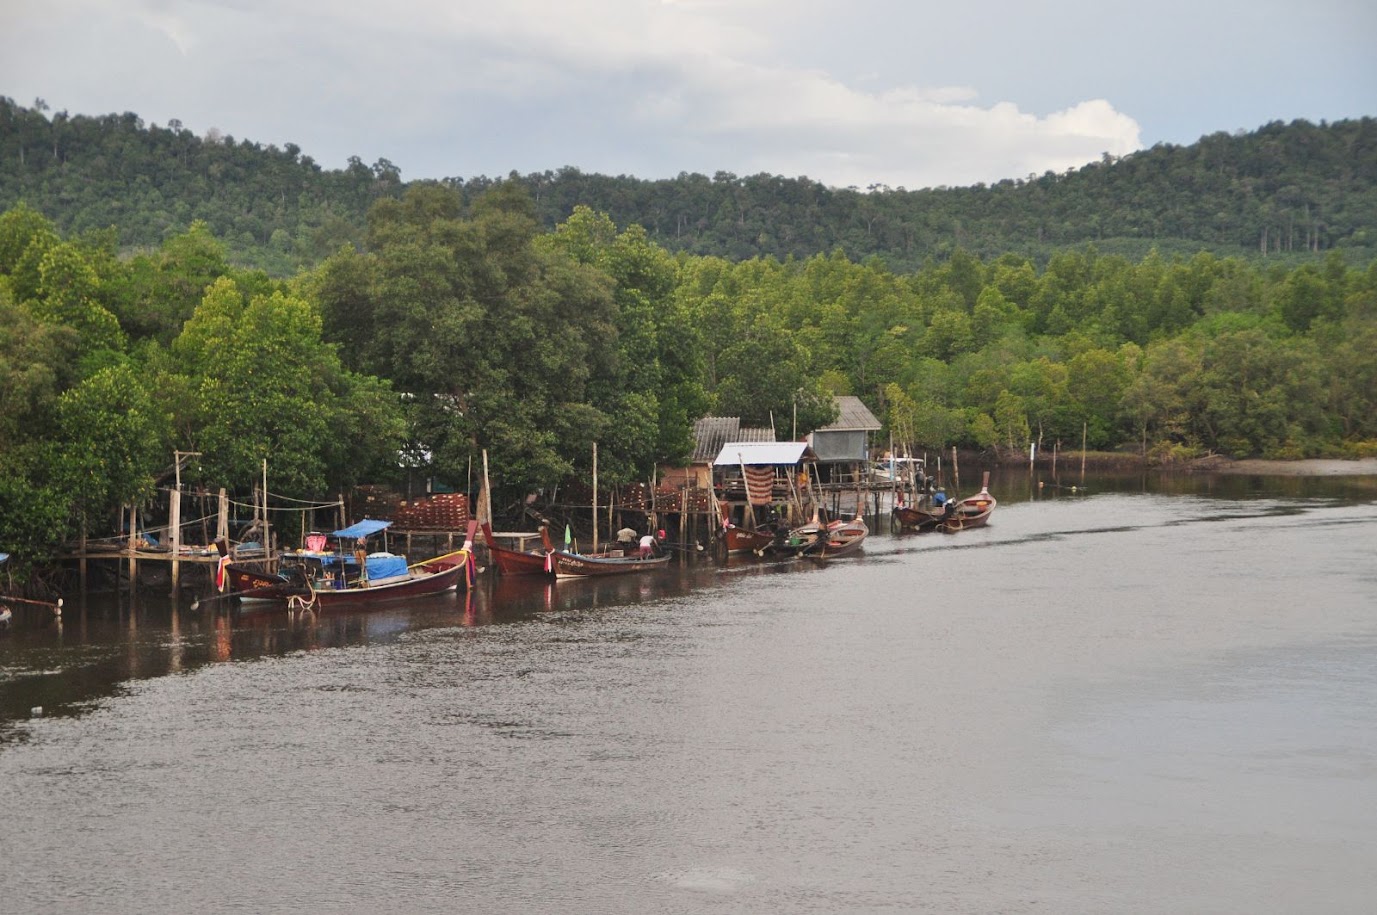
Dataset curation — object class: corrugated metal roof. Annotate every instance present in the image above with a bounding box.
[713,441,809,466]
[817,395,881,432]
[692,417,739,462]
[691,417,775,462]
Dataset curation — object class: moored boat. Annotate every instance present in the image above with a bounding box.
[539,527,671,578]
[893,472,996,533]
[940,475,996,531]
[306,554,468,609]
[806,515,869,559]
[482,522,555,577]
[719,504,782,555]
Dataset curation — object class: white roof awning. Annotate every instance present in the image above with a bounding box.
[712,441,810,467]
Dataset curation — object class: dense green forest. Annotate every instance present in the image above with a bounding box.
[2,101,1376,586]
[3,97,1375,274]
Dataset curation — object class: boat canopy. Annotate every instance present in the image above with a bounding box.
[333,519,392,539]
[0,552,9,565]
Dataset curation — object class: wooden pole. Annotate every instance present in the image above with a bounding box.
[169,485,181,594]
[262,459,270,559]
[951,445,961,495]
[592,442,599,553]
[737,451,753,530]
[480,449,492,527]
[127,503,138,593]
[1081,421,1088,485]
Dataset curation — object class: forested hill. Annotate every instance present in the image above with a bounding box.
[2,97,1374,274]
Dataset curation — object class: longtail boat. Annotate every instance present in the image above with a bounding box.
[539,527,671,579]
[891,500,945,533]
[306,553,469,609]
[806,515,869,559]
[482,522,555,576]
[893,472,996,533]
[938,473,996,531]
[762,512,825,557]
[718,503,780,555]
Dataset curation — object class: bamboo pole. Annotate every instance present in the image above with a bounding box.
[480,449,492,527]
[1081,421,1088,485]
[951,446,961,495]
[592,442,599,553]
[737,451,753,530]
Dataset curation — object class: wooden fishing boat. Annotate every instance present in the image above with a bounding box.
[891,501,946,533]
[482,522,554,576]
[718,504,781,555]
[539,527,671,578]
[893,472,996,533]
[306,555,467,609]
[939,473,996,531]
[806,515,869,559]
[224,564,311,603]
[761,514,825,557]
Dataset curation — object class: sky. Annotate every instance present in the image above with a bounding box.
[3,0,1374,191]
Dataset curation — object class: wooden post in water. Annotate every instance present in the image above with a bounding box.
[592,442,599,553]
[127,503,138,595]
[261,459,270,561]
[951,446,961,495]
[1081,421,1088,485]
[217,488,229,545]
[169,485,181,595]
[79,520,88,592]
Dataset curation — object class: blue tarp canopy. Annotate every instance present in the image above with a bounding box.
[333,520,392,539]
[0,552,9,565]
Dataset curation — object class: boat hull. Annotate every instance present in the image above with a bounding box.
[309,562,464,609]
[551,551,671,578]
[723,526,777,555]
[225,565,309,602]
[808,518,869,559]
[482,523,554,577]
[891,505,944,532]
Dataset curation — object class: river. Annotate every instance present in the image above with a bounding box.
[3,471,1376,913]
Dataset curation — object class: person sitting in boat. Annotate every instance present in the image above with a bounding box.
[639,532,657,559]
[933,487,947,507]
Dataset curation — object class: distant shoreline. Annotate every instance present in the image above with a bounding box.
[1201,457,1377,477]
[996,451,1377,477]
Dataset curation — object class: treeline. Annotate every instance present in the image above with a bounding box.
[3,97,1375,275]
[3,184,1375,583]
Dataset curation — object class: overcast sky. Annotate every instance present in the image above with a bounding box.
[3,0,1374,190]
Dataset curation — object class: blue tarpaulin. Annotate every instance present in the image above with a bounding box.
[332,520,392,539]
[364,553,408,580]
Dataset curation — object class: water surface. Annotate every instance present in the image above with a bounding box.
[3,473,1376,913]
